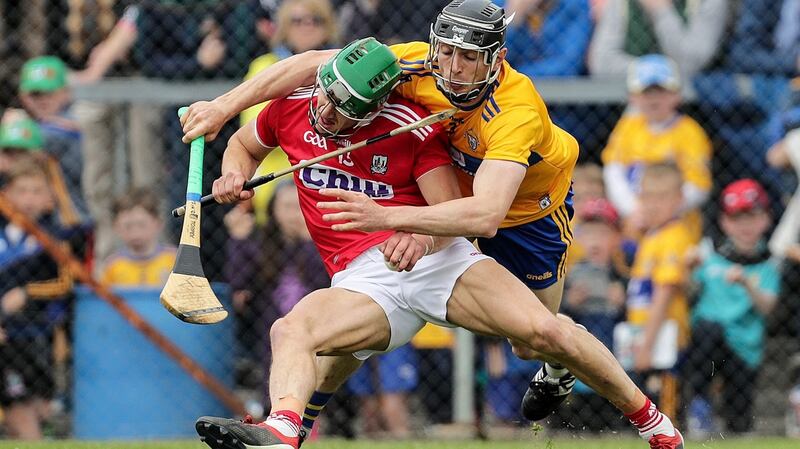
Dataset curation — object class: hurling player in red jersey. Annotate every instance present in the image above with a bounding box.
[196,39,667,449]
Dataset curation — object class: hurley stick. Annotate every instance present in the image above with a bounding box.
[160,107,227,324]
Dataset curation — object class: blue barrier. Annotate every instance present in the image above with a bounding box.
[72,285,234,439]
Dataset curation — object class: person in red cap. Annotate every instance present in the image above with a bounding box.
[683,178,778,438]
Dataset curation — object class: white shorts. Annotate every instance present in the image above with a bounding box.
[330,237,491,360]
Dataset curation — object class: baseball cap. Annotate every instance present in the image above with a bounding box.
[20,56,67,93]
[579,198,619,228]
[720,179,768,215]
[627,54,681,94]
[0,118,44,150]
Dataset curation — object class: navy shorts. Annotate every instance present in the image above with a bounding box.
[478,192,574,290]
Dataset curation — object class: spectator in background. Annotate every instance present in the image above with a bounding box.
[336,0,450,44]
[223,181,328,405]
[242,0,340,224]
[622,162,694,419]
[684,179,778,438]
[100,188,175,287]
[17,57,88,223]
[347,345,418,439]
[589,0,728,79]
[0,160,76,440]
[602,55,711,242]
[0,116,84,230]
[767,78,800,263]
[71,2,162,267]
[498,0,593,77]
[727,0,800,76]
[557,197,627,430]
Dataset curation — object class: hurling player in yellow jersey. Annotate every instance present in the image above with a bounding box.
[180,2,684,446]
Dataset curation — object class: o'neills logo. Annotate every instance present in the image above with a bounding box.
[300,163,394,199]
[526,271,553,281]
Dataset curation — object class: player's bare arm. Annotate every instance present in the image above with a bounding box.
[318,159,525,238]
[211,121,274,204]
[378,164,462,271]
[181,49,336,143]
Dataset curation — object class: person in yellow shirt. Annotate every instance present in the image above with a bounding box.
[100,188,175,287]
[625,162,694,419]
[602,54,712,242]
[180,2,685,446]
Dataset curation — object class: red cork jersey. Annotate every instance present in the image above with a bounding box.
[255,89,451,275]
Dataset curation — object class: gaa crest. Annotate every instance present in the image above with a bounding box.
[371,154,389,175]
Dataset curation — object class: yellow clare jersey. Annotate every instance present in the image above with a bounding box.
[390,42,580,227]
[601,113,712,241]
[626,220,693,347]
[100,245,176,287]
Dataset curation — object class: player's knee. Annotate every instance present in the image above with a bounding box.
[528,317,579,360]
[270,315,311,347]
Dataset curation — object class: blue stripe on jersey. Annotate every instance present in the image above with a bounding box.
[400,59,426,65]
[401,66,428,72]
[483,105,495,118]
[482,112,491,121]
[488,96,501,114]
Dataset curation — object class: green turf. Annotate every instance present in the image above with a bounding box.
[0,438,798,449]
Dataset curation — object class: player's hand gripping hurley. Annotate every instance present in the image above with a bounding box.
[160,107,227,324]
[172,108,458,217]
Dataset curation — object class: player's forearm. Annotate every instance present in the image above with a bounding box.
[386,197,504,238]
[214,50,337,123]
[221,140,261,180]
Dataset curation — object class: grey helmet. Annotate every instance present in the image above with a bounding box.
[426,0,514,107]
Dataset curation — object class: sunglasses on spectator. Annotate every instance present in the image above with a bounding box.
[290,15,324,26]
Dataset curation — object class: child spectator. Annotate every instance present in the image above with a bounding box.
[100,188,176,287]
[17,57,88,222]
[556,197,627,431]
[0,116,84,229]
[623,162,694,419]
[0,160,75,440]
[684,179,778,438]
[602,54,712,242]
[563,198,626,349]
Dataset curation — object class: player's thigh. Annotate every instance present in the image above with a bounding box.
[446,259,554,346]
[280,287,390,354]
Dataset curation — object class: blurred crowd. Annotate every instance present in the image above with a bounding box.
[2,0,800,442]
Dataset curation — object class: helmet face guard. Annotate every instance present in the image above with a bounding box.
[426,1,513,107]
[308,37,402,138]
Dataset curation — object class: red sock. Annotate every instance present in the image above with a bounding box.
[624,397,663,433]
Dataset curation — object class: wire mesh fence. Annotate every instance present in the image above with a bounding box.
[1,0,800,443]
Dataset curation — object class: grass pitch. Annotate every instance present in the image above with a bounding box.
[0,438,798,449]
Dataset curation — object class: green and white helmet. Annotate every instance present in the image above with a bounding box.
[310,37,402,136]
